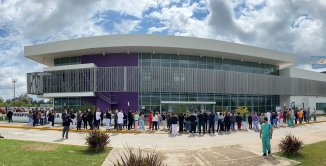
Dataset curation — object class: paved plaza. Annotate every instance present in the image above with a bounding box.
[1,119,326,165]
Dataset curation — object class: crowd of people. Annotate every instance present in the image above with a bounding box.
[55,107,317,138]
[1,106,318,139]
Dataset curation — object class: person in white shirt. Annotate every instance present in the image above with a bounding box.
[152,112,159,131]
[265,111,271,124]
[95,109,101,129]
[117,109,124,131]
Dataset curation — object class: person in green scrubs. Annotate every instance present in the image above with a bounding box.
[260,117,273,156]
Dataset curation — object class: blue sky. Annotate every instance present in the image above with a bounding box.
[0,0,326,99]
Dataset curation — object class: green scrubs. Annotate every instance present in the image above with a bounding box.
[261,123,272,154]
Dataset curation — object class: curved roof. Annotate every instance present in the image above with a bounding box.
[24,34,295,67]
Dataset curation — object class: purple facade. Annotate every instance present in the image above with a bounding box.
[81,53,139,112]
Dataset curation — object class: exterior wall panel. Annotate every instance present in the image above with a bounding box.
[27,66,326,96]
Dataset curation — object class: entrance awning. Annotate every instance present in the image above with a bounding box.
[160,101,216,104]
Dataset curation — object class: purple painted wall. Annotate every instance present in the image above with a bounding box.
[111,92,138,112]
[81,54,139,111]
[81,93,138,112]
[81,53,138,67]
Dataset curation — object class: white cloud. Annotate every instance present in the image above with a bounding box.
[113,19,140,34]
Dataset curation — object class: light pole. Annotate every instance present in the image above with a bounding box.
[12,78,17,107]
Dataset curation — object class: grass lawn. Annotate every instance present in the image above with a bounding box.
[276,140,326,166]
[0,139,112,166]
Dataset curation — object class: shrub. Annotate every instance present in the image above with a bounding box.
[85,130,110,153]
[114,147,166,166]
[235,106,249,115]
[279,134,303,157]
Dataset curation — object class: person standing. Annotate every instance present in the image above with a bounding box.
[189,112,197,133]
[127,110,133,130]
[134,111,139,131]
[260,117,273,156]
[252,112,259,131]
[217,113,224,133]
[306,108,311,123]
[298,109,303,124]
[286,110,291,127]
[271,112,278,128]
[82,110,88,130]
[123,112,128,129]
[28,111,33,126]
[139,112,145,131]
[166,112,171,130]
[157,112,161,130]
[62,115,73,139]
[161,112,166,130]
[184,112,190,132]
[170,112,178,136]
[224,112,231,133]
[279,111,284,127]
[242,113,247,130]
[230,113,236,130]
[208,111,215,134]
[49,111,55,127]
[236,112,242,130]
[32,111,37,127]
[152,112,158,131]
[87,109,94,130]
[95,109,101,129]
[40,111,44,125]
[105,110,112,130]
[248,113,253,129]
[178,113,184,133]
[7,110,13,123]
[197,111,205,134]
[61,109,67,122]
[203,111,208,133]
[113,110,118,130]
[283,109,287,124]
[100,109,104,126]
[313,108,317,121]
[148,111,153,130]
[303,109,307,122]
[117,109,124,131]
[76,111,82,130]
[265,111,271,124]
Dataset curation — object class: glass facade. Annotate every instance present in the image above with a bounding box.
[54,97,81,112]
[138,53,280,113]
[54,56,81,66]
[139,92,280,113]
[139,53,279,75]
[316,103,326,111]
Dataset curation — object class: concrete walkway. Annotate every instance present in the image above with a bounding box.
[1,120,326,165]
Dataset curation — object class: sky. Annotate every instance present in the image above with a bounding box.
[0,0,325,100]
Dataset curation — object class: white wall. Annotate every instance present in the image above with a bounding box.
[281,95,326,113]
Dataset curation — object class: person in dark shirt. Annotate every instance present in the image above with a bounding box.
[128,111,133,130]
[170,112,179,135]
[248,113,253,129]
[62,115,73,139]
[224,112,231,132]
[7,110,13,123]
[197,111,205,134]
[82,110,88,130]
[236,112,242,130]
[87,110,94,130]
[203,111,208,133]
[188,113,197,133]
[123,112,128,129]
[208,112,216,134]
[178,113,184,133]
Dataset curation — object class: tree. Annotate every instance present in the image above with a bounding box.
[0,97,4,104]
